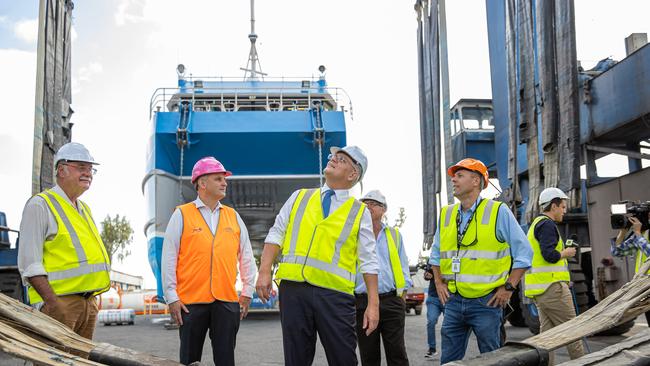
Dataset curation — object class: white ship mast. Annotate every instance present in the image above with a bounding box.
[241,0,267,80]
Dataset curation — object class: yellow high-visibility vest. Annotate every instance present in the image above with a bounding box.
[275,189,365,295]
[385,227,407,294]
[439,199,510,298]
[524,216,570,298]
[28,190,111,304]
[634,231,650,274]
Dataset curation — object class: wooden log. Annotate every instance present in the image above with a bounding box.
[557,329,650,365]
[0,292,94,356]
[0,321,101,365]
[89,343,196,366]
[445,342,549,366]
[521,259,650,352]
[0,292,197,365]
[452,260,650,365]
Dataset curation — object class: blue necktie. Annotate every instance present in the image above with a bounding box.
[322,190,335,218]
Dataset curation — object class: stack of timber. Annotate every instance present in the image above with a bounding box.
[450,259,650,365]
[557,329,650,365]
[0,292,201,365]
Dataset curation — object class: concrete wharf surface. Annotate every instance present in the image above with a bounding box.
[0,307,645,365]
[90,307,649,366]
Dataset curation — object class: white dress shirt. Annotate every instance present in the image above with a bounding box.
[18,185,89,286]
[161,198,257,304]
[265,184,379,274]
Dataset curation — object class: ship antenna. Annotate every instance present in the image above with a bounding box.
[241,0,267,80]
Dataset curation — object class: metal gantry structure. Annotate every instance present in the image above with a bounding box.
[0,0,75,301]
[416,0,650,335]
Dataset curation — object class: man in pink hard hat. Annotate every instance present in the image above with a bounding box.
[161,157,257,366]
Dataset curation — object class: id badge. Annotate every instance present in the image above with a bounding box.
[451,256,461,273]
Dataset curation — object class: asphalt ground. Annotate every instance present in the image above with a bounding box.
[1,305,646,365]
[90,307,649,366]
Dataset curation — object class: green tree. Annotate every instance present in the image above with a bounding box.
[381,207,407,228]
[393,207,407,228]
[100,214,134,263]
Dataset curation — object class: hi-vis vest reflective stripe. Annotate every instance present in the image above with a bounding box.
[524,216,570,298]
[439,199,510,298]
[176,203,241,304]
[275,189,365,295]
[385,227,407,294]
[634,231,650,274]
[28,190,111,304]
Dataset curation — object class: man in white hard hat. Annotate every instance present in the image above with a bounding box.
[256,145,380,366]
[355,190,411,366]
[523,187,584,364]
[18,142,111,341]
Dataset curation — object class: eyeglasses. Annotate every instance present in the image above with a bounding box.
[364,201,385,208]
[62,163,97,175]
[327,153,361,173]
[327,153,350,164]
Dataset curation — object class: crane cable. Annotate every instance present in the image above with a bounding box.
[179,144,185,204]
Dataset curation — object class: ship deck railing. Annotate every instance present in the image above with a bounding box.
[149,82,352,119]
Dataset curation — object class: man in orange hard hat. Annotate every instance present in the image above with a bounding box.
[161,157,257,366]
[429,158,532,364]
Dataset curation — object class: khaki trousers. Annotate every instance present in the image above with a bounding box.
[534,281,585,365]
[41,294,98,340]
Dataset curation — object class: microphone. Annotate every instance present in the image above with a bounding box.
[566,234,579,248]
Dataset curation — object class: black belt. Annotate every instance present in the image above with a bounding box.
[354,290,397,299]
[77,292,94,299]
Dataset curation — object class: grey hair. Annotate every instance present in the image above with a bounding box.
[194,175,207,191]
[474,171,484,190]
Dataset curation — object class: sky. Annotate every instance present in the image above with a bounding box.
[1,0,649,289]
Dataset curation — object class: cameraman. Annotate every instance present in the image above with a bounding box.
[423,264,444,359]
[611,213,650,324]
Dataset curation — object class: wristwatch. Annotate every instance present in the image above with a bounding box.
[504,282,517,292]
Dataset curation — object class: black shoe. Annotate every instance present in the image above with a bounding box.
[424,348,437,359]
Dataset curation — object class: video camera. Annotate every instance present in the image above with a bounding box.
[610,201,650,232]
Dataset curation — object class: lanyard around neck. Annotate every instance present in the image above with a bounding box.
[456,199,482,247]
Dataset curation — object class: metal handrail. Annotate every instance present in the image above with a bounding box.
[181,75,323,82]
[148,85,353,119]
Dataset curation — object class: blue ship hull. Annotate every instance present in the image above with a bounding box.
[144,77,349,302]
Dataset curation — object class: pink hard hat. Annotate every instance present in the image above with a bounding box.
[191,157,232,183]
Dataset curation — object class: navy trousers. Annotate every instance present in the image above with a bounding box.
[179,300,240,366]
[356,293,409,366]
[279,280,358,366]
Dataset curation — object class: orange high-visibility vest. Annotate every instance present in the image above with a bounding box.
[176,203,241,304]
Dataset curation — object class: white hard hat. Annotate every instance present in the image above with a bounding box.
[361,190,387,208]
[330,145,368,182]
[54,142,99,167]
[539,187,568,206]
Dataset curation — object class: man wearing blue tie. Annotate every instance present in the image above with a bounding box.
[355,190,412,366]
[256,145,380,366]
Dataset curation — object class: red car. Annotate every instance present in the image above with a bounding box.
[404,287,425,315]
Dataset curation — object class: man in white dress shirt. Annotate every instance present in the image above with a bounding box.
[256,145,380,366]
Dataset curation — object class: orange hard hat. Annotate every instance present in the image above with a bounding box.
[447,158,489,188]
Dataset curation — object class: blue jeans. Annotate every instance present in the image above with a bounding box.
[426,295,444,350]
[440,292,503,364]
